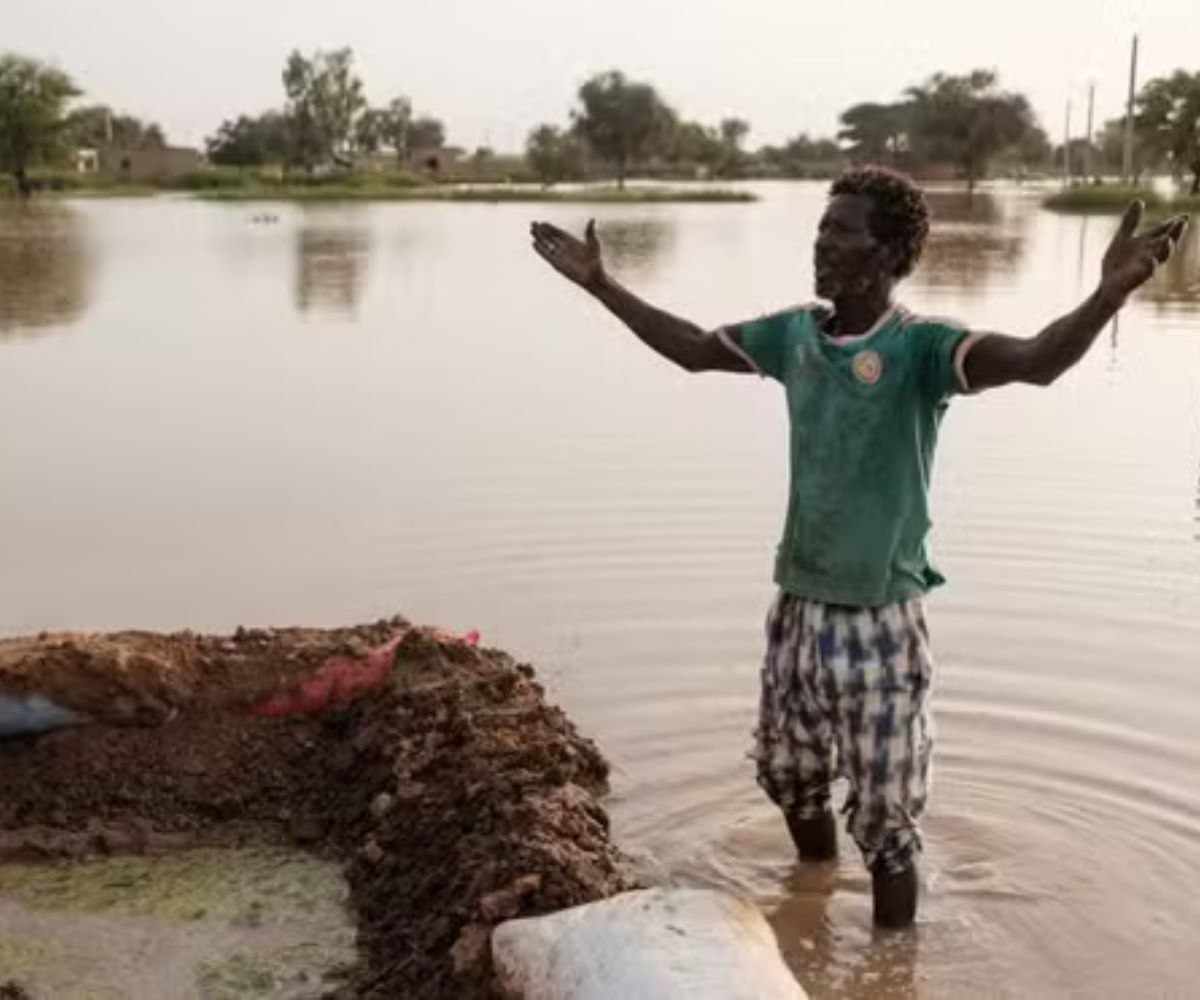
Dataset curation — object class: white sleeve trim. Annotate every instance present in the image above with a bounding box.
[954,332,986,393]
[715,326,765,377]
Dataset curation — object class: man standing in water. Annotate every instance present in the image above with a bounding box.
[530,166,1188,928]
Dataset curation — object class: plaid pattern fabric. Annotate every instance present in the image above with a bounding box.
[754,593,934,874]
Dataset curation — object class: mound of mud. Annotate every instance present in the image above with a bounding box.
[0,621,634,999]
[0,621,409,725]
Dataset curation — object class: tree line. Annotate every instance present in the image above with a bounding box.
[2,47,1199,194]
[526,71,841,188]
[524,68,1033,189]
[529,67,1200,194]
[0,53,167,194]
[205,48,447,172]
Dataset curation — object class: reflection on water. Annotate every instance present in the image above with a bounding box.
[293,212,372,317]
[1146,225,1200,306]
[925,189,1002,225]
[0,204,91,338]
[595,217,676,279]
[916,193,1028,289]
[917,229,1026,288]
[772,879,921,1000]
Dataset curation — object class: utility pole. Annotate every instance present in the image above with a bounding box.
[1085,82,1096,181]
[1122,33,1140,184]
[1063,99,1073,186]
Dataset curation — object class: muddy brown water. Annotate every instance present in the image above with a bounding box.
[2,184,1199,998]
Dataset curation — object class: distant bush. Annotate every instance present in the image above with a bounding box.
[190,183,757,204]
[375,171,428,189]
[172,168,256,191]
[437,186,757,204]
[0,170,116,196]
[28,169,96,192]
[448,155,539,186]
[280,171,373,189]
[1043,185,1166,214]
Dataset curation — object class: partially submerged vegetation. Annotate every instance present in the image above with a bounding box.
[190,180,756,205]
[0,169,156,199]
[1042,184,1199,219]
[0,848,355,997]
[0,164,755,204]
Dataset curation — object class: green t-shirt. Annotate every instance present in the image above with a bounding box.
[723,303,971,607]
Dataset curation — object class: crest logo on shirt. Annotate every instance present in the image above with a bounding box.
[852,350,884,385]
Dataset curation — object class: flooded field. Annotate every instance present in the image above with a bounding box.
[2,183,1199,997]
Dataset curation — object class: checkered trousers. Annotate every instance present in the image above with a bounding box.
[754,593,935,874]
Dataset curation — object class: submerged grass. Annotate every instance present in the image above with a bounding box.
[0,848,347,923]
[1042,184,1198,221]
[3,181,753,205]
[1042,185,1165,214]
[56,187,159,199]
[0,849,354,998]
[195,953,277,997]
[2,165,752,204]
[191,184,757,204]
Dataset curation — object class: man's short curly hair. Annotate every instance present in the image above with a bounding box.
[830,166,930,278]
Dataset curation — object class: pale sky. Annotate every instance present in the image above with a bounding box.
[4,0,1192,153]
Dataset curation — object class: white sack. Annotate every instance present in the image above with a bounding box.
[492,887,808,1000]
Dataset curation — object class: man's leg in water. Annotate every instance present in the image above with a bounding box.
[755,594,839,861]
[831,601,934,929]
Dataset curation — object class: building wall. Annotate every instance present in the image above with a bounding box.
[97,147,201,183]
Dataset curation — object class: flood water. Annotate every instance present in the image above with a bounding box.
[2,185,1199,999]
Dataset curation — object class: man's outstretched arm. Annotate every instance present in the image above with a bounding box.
[530,220,749,374]
[965,202,1189,391]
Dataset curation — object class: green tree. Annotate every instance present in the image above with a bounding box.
[0,54,80,195]
[282,47,366,170]
[525,124,584,187]
[573,71,674,187]
[758,134,844,178]
[206,112,290,167]
[717,117,750,176]
[667,120,723,173]
[408,115,446,153]
[1096,119,1137,178]
[905,70,1038,191]
[379,97,413,161]
[838,102,909,162]
[990,122,1052,179]
[65,105,166,150]
[1136,70,1200,194]
[354,108,387,155]
[1054,137,1099,179]
[1017,124,1053,173]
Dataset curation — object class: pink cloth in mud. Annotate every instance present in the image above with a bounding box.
[247,627,481,718]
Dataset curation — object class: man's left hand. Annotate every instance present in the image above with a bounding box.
[1100,200,1189,304]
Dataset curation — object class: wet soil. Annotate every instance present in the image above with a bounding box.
[0,621,634,998]
[0,848,354,999]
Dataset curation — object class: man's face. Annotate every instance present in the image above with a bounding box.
[814,193,892,299]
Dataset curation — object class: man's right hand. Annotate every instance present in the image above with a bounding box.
[529,218,750,375]
[530,220,606,291]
